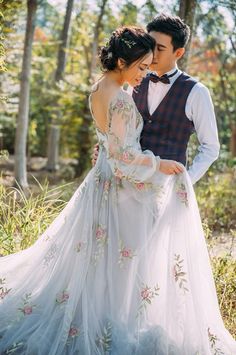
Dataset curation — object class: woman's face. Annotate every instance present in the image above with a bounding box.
[122,52,153,87]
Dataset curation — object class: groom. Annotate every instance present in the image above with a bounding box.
[93,14,220,184]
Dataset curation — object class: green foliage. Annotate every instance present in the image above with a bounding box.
[0,180,73,255]
[196,167,236,232]
[188,133,236,233]
[211,254,236,337]
[0,0,23,71]
[0,8,6,73]
[119,1,138,25]
[1,0,236,176]
[193,3,236,153]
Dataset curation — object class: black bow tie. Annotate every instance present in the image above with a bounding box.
[148,69,178,84]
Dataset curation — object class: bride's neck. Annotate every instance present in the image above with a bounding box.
[104,71,124,87]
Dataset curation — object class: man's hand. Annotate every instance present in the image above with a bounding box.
[159,159,184,175]
[91,143,99,166]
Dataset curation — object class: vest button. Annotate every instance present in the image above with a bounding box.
[148,120,152,123]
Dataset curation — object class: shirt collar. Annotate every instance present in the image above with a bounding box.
[149,66,181,85]
[167,67,181,84]
[166,66,178,75]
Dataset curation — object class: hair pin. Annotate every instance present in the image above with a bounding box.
[120,38,136,48]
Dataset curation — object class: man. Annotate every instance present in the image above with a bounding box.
[93,14,220,184]
[132,14,220,184]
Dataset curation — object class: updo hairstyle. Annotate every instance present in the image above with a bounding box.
[99,26,155,71]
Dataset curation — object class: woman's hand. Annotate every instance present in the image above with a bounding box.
[159,159,184,175]
[91,143,99,166]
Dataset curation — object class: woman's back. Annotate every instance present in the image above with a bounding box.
[90,78,121,135]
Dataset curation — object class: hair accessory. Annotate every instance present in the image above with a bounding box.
[107,52,113,59]
[120,38,136,48]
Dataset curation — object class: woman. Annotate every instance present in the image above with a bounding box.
[0,26,235,355]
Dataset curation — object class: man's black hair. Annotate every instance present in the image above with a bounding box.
[147,14,190,51]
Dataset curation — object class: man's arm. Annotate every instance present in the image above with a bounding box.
[186,83,220,184]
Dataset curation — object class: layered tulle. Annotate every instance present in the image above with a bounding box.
[0,90,235,354]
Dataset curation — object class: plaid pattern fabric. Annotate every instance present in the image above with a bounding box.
[133,72,198,165]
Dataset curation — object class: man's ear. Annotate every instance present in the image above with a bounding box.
[175,47,185,60]
[117,58,126,70]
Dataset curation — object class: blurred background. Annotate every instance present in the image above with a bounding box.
[0,0,235,334]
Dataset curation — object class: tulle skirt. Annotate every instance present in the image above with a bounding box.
[0,159,235,354]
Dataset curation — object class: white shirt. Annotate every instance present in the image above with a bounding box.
[128,67,220,184]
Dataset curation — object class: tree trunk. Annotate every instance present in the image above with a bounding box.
[46,124,60,170]
[14,0,37,188]
[54,0,74,82]
[75,0,108,176]
[178,0,197,71]
[89,0,108,80]
[46,0,74,171]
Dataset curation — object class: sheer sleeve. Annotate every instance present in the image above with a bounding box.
[105,90,160,183]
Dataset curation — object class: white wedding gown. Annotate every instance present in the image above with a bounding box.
[0,89,235,355]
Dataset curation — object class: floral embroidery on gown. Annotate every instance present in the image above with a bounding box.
[0,89,235,355]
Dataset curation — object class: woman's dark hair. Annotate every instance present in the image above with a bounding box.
[147,14,190,51]
[99,26,155,71]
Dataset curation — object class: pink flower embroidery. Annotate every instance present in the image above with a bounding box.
[118,242,136,266]
[135,182,145,190]
[18,293,36,316]
[116,99,124,110]
[103,180,111,191]
[0,290,10,300]
[172,265,177,278]
[141,287,151,300]
[137,284,160,317]
[122,151,130,162]
[121,248,132,258]
[56,290,70,304]
[177,191,187,200]
[96,226,106,240]
[23,305,33,315]
[68,326,79,338]
[114,168,123,179]
[175,181,188,206]
[115,176,122,184]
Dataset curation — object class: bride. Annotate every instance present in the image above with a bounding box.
[0,26,235,355]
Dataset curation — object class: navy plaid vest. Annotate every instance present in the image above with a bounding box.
[132,72,198,165]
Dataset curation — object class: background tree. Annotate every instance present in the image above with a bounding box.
[0,2,6,74]
[1,0,236,177]
[178,0,197,70]
[190,1,236,158]
[14,0,38,188]
[0,0,23,152]
[89,0,109,80]
[46,0,74,171]
[74,0,109,175]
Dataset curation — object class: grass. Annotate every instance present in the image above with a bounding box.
[0,178,74,255]
[212,254,236,337]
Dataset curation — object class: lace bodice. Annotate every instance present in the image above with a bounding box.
[90,89,160,183]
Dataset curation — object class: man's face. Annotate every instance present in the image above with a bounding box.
[148,31,183,75]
